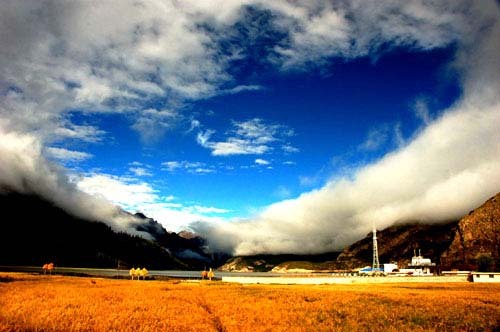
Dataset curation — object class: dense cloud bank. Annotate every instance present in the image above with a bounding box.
[0,1,499,252]
[0,128,155,239]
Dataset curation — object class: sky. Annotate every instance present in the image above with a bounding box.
[1,0,499,255]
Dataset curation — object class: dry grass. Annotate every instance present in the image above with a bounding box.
[0,272,498,332]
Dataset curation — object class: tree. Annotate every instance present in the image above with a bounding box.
[475,253,494,272]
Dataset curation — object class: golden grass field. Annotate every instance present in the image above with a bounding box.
[0,272,499,332]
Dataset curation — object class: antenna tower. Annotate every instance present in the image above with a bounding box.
[372,225,380,270]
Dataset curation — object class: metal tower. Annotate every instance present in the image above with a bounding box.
[372,225,380,270]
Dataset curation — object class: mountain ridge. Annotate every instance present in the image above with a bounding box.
[0,189,216,269]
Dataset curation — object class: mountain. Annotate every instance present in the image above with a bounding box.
[221,192,500,272]
[219,253,341,272]
[132,212,229,268]
[335,222,458,270]
[0,190,213,269]
[441,193,500,271]
[3,185,498,272]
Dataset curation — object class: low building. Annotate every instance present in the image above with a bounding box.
[471,272,500,283]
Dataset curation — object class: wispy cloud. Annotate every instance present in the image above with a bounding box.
[282,144,300,153]
[197,118,294,156]
[76,173,158,210]
[161,160,214,174]
[220,85,262,95]
[413,98,433,125]
[129,167,153,177]
[359,125,390,151]
[274,185,292,199]
[255,158,270,165]
[188,205,230,215]
[46,147,93,162]
[53,124,106,143]
[131,108,180,143]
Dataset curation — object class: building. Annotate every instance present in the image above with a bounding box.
[471,272,500,283]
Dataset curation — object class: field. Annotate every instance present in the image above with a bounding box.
[0,273,499,331]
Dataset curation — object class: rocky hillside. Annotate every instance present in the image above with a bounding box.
[441,193,500,270]
[328,193,499,271]
[222,192,500,272]
[335,222,458,270]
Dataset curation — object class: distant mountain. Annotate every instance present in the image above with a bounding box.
[0,189,218,269]
[219,253,341,272]
[133,212,229,269]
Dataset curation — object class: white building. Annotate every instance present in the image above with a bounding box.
[471,272,500,283]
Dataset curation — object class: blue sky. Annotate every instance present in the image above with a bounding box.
[1,1,499,253]
[70,46,459,220]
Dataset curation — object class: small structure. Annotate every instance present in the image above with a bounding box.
[398,250,436,276]
[383,263,398,273]
[471,272,500,283]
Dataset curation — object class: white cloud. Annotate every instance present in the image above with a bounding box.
[46,147,93,162]
[77,174,158,211]
[255,158,270,165]
[282,144,300,153]
[0,128,151,238]
[131,108,180,143]
[221,85,262,95]
[162,161,182,172]
[413,98,432,125]
[359,125,390,151]
[197,118,294,156]
[53,124,106,143]
[75,172,228,231]
[274,185,292,199]
[189,206,230,215]
[201,138,270,156]
[161,160,214,174]
[133,202,228,232]
[129,167,153,177]
[194,168,215,174]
